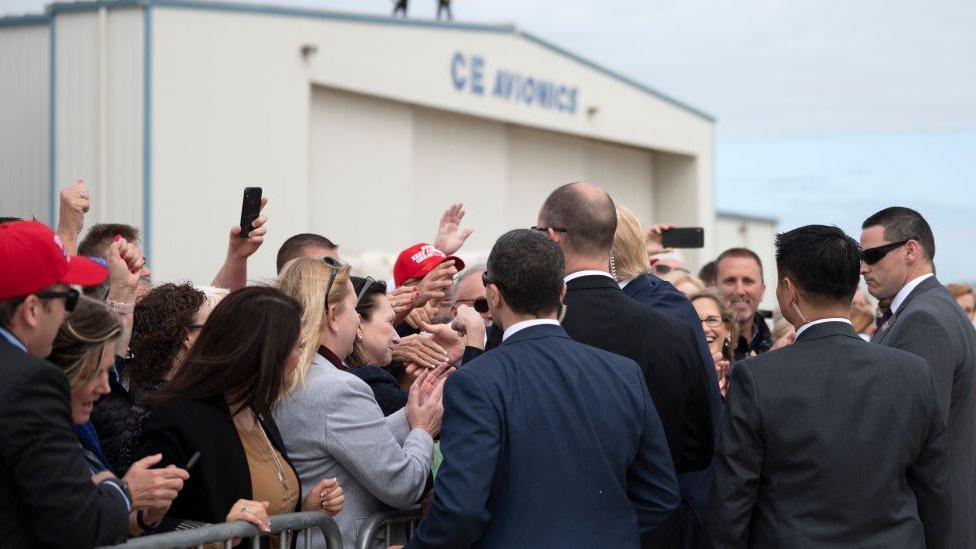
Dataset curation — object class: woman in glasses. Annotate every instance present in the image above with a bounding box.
[275,257,449,548]
[689,291,738,398]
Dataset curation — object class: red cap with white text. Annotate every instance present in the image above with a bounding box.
[393,243,464,288]
[0,221,108,299]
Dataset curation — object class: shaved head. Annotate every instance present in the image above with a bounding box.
[538,182,617,257]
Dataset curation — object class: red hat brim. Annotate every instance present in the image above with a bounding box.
[60,255,109,287]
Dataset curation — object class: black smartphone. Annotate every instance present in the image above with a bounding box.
[239,187,262,238]
[722,338,733,362]
[661,227,704,249]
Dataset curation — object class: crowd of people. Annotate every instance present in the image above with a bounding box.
[1,179,975,549]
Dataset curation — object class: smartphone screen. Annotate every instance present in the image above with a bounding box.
[239,187,262,238]
[661,227,704,249]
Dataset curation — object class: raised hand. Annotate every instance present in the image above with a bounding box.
[228,196,269,260]
[433,203,473,256]
[406,368,448,436]
[646,223,675,257]
[57,180,91,254]
[417,260,458,304]
[389,286,421,322]
[420,321,465,366]
[451,304,486,350]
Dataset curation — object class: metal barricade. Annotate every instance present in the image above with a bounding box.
[99,511,342,549]
[354,506,423,549]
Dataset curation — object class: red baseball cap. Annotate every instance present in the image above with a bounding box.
[0,220,109,300]
[393,243,464,287]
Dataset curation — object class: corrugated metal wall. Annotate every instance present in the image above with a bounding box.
[0,23,49,221]
[54,8,143,230]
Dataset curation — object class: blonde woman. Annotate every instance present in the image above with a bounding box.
[48,298,190,536]
[274,257,449,548]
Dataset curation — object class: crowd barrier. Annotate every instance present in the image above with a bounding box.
[354,506,424,549]
[98,512,342,549]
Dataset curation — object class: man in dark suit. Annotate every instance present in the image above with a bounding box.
[0,221,132,546]
[711,224,949,548]
[861,206,976,548]
[404,229,680,549]
[536,182,713,549]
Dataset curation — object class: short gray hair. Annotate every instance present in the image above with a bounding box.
[450,264,486,302]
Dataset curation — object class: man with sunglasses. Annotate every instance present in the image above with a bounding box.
[0,221,133,546]
[861,206,976,549]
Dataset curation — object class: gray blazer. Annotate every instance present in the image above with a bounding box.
[274,354,434,548]
[873,275,976,548]
[711,321,949,548]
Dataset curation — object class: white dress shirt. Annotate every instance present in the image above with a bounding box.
[891,273,934,314]
[618,277,636,290]
[502,319,561,342]
[564,270,616,284]
[794,318,853,340]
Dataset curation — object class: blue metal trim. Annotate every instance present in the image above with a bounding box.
[150,0,515,33]
[142,1,152,259]
[47,14,56,224]
[0,14,50,27]
[518,31,715,122]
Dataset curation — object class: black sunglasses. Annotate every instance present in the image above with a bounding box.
[652,264,690,276]
[473,297,489,313]
[322,257,344,309]
[12,288,80,312]
[531,226,568,234]
[862,240,910,265]
[355,276,375,307]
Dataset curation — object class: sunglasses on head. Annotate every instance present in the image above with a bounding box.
[12,288,80,312]
[862,239,911,265]
[322,257,345,309]
[355,276,375,307]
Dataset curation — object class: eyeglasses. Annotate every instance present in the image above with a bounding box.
[652,264,690,276]
[862,240,911,265]
[701,315,723,328]
[455,296,490,314]
[355,276,375,307]
[12,288,80,312]
[531,226,568,234]
[322,257,344,310]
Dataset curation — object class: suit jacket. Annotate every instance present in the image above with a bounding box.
[562,274,714,548]
[406,324,680,549]
[274,353,433,548]
[0,338,130,547]
[139,394,301,532]
[622,273,723,547]
[873,276,976,548]
[712,321,949,549]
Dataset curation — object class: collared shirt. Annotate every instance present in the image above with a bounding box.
[564,270,616,284]
[618,277,636,290]
[0,327,26,353]
[502,319,561,342]
[891,273,935,314]
[794,318,853,340]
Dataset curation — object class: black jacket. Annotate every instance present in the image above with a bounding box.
[561,274,714,549]
[138,395,301,532]
[90,357,134,476]
[350,365,407,417]
[711,321,948,548]
[0,338,130,547]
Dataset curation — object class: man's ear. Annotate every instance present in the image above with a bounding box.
[904,240,923,264]
[21,295,42,330]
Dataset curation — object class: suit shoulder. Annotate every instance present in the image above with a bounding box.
[0,350,68,404]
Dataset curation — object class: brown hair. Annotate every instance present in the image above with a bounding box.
[947,283,974,300]
[716,247,764,282]
[126,283,206,387]
[48,297,122,390]
[689,290,739,345]
[146,286,303,417]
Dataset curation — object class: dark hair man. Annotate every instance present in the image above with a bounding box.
[0,221,132,545]
[711,224,949,548]
[276,233,339,273]
[78,223,152,300]
[715,248,773,360]
[861,206,976,548]
[537,182,713,549]
[404,229,679,549]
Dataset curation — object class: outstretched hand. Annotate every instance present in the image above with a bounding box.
[433,203,473,256]
[646,223,675,256]
[228,197,269,260]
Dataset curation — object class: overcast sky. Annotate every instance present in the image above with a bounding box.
[5,0,975,280]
